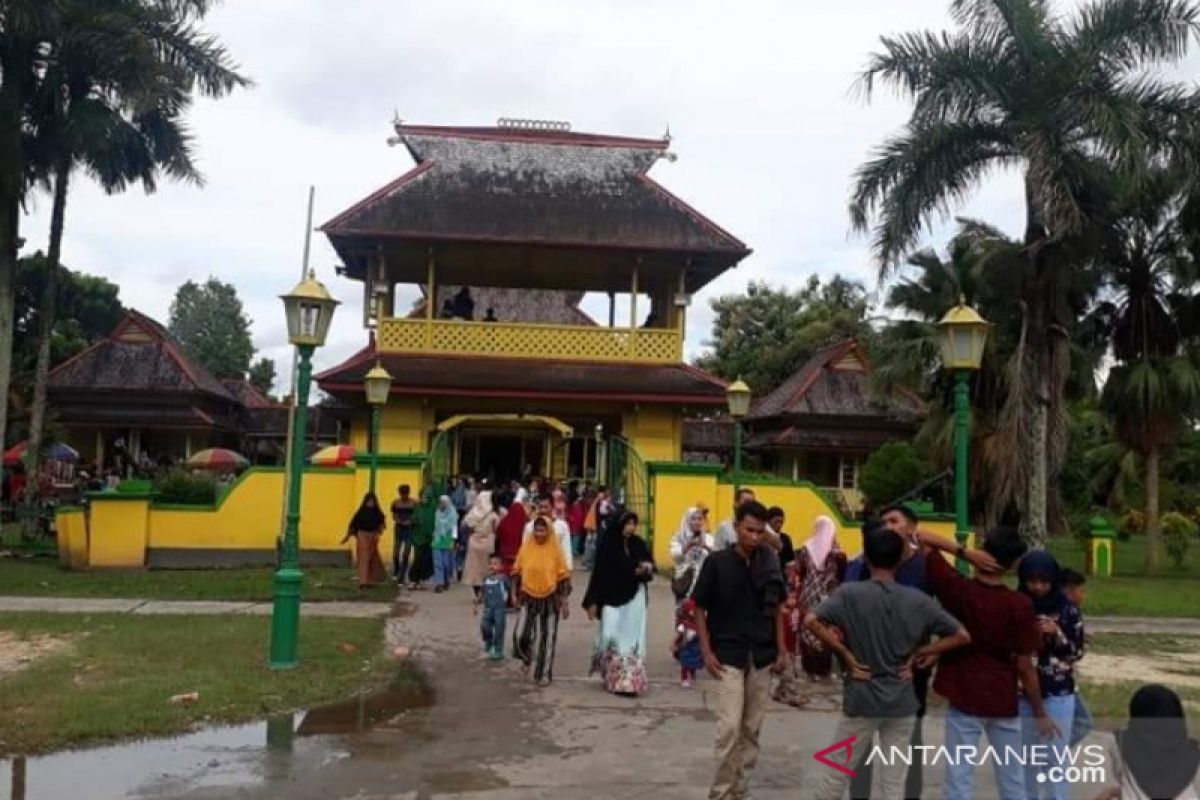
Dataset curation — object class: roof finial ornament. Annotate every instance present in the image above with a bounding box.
[387,110,405,147]
[663,123,672,143]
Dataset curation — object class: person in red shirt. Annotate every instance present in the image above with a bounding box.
[916,526,1057,800]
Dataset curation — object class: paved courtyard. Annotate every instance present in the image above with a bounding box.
[3,578,1141,799]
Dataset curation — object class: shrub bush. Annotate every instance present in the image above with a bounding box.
[153,470,217,505]
[1117,508,1144,542]
[1161,511,1196,569]
[859,441,931,509]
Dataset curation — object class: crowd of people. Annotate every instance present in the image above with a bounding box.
[340,481,1199,800]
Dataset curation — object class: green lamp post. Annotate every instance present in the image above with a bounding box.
[726,378,752,496]
[363,361,393,495]
[269,270,339,670]
[938,299,991,575]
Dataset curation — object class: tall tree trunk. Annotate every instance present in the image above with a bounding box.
[0,52,27,487]
[1144,445,1162,574]
[23,155,71,526]
[1027,387,1049,545]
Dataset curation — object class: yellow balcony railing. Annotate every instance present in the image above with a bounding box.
[377,318,683,364]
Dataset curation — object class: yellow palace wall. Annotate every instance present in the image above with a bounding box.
[67,457,955,571]
[648,464,959,569]
[349,400,687,471]
[73,459,423,569]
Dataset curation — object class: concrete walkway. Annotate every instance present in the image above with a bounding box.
[0,594,1195,632]
[0,596,392,618]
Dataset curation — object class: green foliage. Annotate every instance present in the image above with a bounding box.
[13,253,122,376]
[168,277,256,379]
[859,441,932,508]
[694,275,875,394]
[153,470,217,505]
[247,357,277,397]
[1118,509,1145,541]
[1161,511,1196,569]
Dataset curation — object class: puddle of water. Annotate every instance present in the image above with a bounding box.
[0,677,435,800]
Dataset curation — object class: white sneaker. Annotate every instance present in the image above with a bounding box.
[681,678,693,689]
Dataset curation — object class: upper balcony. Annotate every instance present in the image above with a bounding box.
[377,316,683,364]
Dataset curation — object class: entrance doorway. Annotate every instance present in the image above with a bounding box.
[458,429,545,483]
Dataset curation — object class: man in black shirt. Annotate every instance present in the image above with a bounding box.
[692,500,788,800]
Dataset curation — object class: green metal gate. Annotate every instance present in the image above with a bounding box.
[603,435,653,552]
[417,430,454,533]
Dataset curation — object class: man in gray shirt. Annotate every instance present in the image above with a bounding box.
[805,525,970,800]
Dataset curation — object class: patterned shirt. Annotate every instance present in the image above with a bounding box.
[1032,600,1085,697]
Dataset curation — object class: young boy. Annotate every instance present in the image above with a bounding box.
[1061,568,1093,746]
[916,526,1054,800]
[805,525,971,800]
[476,555,511,660]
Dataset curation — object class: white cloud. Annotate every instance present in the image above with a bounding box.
[20,0,1146,380]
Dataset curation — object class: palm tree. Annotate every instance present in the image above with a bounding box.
[22,0,247,510]
[1092,170,1200,571]
[850,0,1200,542]
[0,1,60,483]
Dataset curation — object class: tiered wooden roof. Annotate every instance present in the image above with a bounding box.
[322,121,750,293]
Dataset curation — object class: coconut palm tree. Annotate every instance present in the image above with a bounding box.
[1092,170,1200,571]
[850,0,1200,542]
[21,0,246,511]
[0,0,61,483]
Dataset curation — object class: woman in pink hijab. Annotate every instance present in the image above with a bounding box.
[788,515,847,680]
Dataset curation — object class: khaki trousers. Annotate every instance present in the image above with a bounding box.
[811,714,917,800]
[709,663,773,800]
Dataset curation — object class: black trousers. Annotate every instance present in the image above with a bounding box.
[849,666,931,800]
[513,594,561,683]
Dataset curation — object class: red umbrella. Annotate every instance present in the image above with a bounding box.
[3,441,25,466]
[310,445,356,467]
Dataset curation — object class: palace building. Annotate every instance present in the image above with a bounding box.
[316,118,751,485]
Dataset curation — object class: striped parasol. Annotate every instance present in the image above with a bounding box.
[310,444,355,467]
[3,441,79,465]
[186,448,249,471]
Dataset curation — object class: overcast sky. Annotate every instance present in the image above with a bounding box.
[21,0,1072,388]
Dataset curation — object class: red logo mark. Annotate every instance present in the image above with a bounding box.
[814,735,858,777]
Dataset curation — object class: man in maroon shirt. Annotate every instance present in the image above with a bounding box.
[916,526,1057,800]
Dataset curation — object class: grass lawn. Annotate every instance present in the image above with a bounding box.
[1044,536,1200,617]
[1077,633,1200,720]
[0,611,408,753]
[0,557,396,602]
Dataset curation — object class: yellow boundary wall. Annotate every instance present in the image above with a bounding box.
[71,458,424,569]
[649,464,959,569]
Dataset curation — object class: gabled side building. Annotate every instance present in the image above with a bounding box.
[683,339,923,512]
[46,309,335,469]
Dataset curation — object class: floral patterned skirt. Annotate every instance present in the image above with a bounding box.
[590,586,649,696]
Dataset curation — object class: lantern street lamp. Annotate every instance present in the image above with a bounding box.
[594,423,605,485]
[938,298,991,575]
[270,270,339,670]
[363,362,393,495]
[726,378,752,495]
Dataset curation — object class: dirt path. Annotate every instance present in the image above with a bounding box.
[0,631,73,679]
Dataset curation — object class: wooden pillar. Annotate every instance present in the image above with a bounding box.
[607,292,616,327]
[185,433,193,459]
[630,259,640,327]
[95,430,104,471]
[424,246,436,348]
[425,247,435,320]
